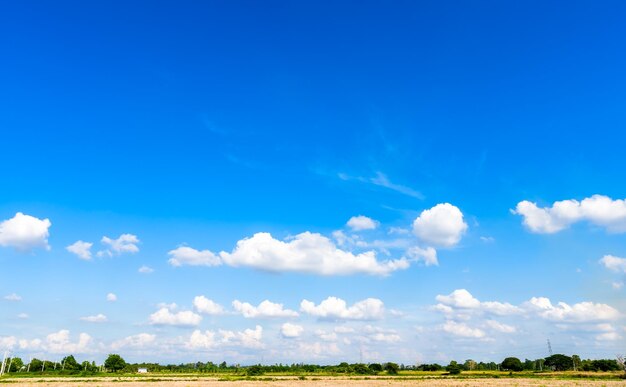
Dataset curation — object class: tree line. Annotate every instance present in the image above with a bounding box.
[1,353,624,376]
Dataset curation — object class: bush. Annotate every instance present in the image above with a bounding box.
[246,365,263,376]
[447,366,461,375]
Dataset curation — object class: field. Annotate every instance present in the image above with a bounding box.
[2,372,625,386]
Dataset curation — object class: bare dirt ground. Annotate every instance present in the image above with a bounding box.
[2,377,626,386]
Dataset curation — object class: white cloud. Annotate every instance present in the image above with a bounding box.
[612,281,624,290]
[138,265,154,274]
[413,203,467,247]
[362,326,401,343]
[18,338,42,350]
[347,216,379,231]
[98,234,139,257]
[106,293,117,302]
[481,301,522,316]
[514,195,626,234]
[334,326,355,334]
[434,289,522,317]
[66,240,93,260]
[168,246,222,267]
[149,307,202,327]
[485,320,516,333]
[281,323,304,338]
[436,289,481,309]
[300,297,385,320]
[45,330,92,354]
[80,313,107,323]
[232,300,299,318]
[220,232,409,276]
[188,330,217,349]
[17,313,29,319]
[600,255,626,273]
[596,331,622,341]
[4,293,22,302]
[193,296,224,315]
[525,297,620,322]
[315,329,338,341]
[369,172,424,199]
[406,246,438,266]
[0,212,51,251]
[216,325,263,349]
[111,333,156,351]
[0,336,17,350]
[442,320,486,338]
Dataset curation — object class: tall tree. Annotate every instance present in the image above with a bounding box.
[104,354,127,372]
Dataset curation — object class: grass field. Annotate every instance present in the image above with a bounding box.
[2,371,625,386]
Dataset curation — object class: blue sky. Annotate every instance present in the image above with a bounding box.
[1,1,626,365]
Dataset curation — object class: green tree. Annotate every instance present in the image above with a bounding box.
[446,361,462,375]
[384,362,399,375]
[352,363,370,374]
[104,354,127,372]
[464,359,477,370]
[29,358,43,372]
[501,357,523,372]
[544,354,573,371]
[62,355,80,371]
[8,357,24,372]
[368,363,383,373]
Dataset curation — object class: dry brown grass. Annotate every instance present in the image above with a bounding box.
[3,376,626,386]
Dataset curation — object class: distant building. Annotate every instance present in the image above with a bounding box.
[137,368,148,373]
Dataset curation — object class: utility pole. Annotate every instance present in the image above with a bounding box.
[27,357,31,372]
[0,351,8,376]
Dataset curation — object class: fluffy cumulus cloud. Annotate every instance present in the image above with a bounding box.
[436,289,482,309]
[232,300,299,318]
[435,289,618,324]
[281,323,304,338]
[524,297,620,322]
[193,296,224,315]
[106,293,117,302]
[599,255,626,273]
[442,320,486,338]
[168,246,221,267]
[346,215,379,231]
[149,306,202,327]
[188,325,263,350]
[44,330,92,354]
[0,212,51,251]
[98,234,140,257]
[413,203,467,247]
[80,313,107,323]
[514,195,626,234]
[435,289,522,317]
[300,296,385,320]
[111,333,156,351]
[220,232,409,276]
[66,240,93,260]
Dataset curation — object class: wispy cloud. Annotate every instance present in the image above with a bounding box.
[338,172,424,199]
